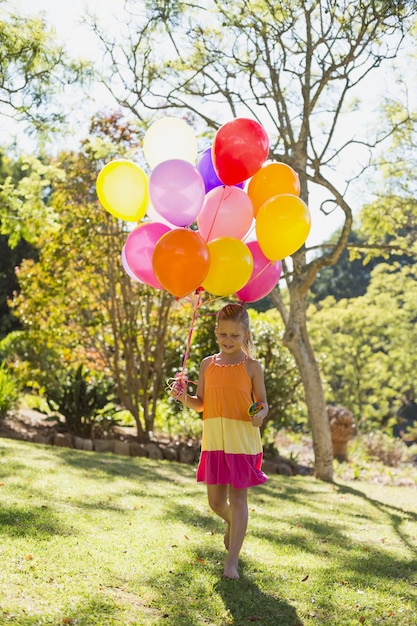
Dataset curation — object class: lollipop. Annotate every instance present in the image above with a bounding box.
[248,402,264,417]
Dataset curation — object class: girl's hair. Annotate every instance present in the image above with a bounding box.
[216,303,255,356]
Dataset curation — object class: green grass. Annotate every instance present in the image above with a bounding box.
[0,439,416,625]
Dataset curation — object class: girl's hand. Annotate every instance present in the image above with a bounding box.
[169,378,187,403]
[249,405,268,428]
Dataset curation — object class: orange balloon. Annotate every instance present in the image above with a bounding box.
[152,229,210,298]
[202,237,253,296]
[256,194,311,261]
[248,162,300,217]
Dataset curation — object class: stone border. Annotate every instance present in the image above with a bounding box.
[0,411,313,476]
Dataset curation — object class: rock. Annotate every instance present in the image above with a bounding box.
[53,433,73,448]
[145,442,164,460]
[33,434,54,445]
[73,437,94,451]
[262,459,279,474]
[178,444,198,464]
[93,439,114,453]
[162,444,179,461]
[130,442,148,457]
[275,461,294,476]
[114,440,130,456]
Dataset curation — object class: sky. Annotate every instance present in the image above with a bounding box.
[16,0,119,58]
[6,1,415,246]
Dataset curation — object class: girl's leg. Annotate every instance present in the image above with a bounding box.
[207,484,232,551]
[223,487,248,579]
[207,484,231,523]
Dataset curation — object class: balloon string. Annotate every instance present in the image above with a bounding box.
[243,222,256,243]
[167,287,204,400]
[245,261,275,288]
[206,185,230,242]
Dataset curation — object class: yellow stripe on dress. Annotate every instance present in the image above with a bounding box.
[202,416,262,455]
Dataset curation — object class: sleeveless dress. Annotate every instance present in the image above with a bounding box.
[196,355,268,489]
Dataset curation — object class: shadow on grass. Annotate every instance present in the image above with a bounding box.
[54,446,196,485]
[215,572,302,626]
[142,545,303,626]
[1,594,126,626]
[0,503,74,538]
[164,477,417,625]
[335,481,417,554]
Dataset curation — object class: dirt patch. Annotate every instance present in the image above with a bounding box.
[0,408,59,441]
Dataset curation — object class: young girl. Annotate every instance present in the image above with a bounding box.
[175,303,269,579]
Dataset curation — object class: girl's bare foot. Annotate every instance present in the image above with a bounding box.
[223,522,230,551]
[222,558,239,579]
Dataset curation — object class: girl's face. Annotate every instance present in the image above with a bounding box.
[215,320,248,355]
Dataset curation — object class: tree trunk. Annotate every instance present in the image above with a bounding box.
[271,274,334,482]
[286,327,334,481]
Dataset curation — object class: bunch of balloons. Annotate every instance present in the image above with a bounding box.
[96,116,311,301]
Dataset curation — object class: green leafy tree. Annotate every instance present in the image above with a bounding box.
[91,0,416,480]
[308,262,417,428]
[0,3,90,135]
[358,117,417,261]
[6,113,175,442]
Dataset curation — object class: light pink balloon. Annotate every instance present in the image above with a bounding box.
[121,245,142,283]
[197,185,254,242]
[149,159,205,227]
[124,222,171,289]
[235,240,282,303]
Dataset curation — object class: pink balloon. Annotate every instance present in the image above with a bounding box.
[197,186,254,242]
[121,245,142,283]
[124,222,171,289]
[149,159,205,227]
[235,241,282,303]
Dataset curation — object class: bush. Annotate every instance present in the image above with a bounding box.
[0,363,20,418]
[44,364,118,438]
[357,431,405,467]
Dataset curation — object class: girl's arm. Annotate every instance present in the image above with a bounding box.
[249,359,269,427]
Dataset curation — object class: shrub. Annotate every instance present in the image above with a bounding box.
[0,363,20,418]
[359,431,405,467]
[44,364,118,438]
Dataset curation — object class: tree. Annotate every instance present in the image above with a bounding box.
[90,0,416,480]
[6,113,175,442]
[308,262,417,427]
[310,231,380,302]
[0,3,90,136]
[357,104,417,260]
[310,229,411,303]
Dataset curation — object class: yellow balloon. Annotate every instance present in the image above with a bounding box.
[96,160,149,222]
[143,117,198,169]
[203,237,253,296]
[256,194,311,261]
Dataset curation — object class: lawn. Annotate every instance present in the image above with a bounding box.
[0,438,416,625]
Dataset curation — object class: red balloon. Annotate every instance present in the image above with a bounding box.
[152,229,210,298]
[212,118,269,186]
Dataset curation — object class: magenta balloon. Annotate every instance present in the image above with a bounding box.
[197,185,254,242]
[235,240,282,302]
[197,147,244,193]
[149,159,205,227]
[124,222,171,289]
[121,245,142,283]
